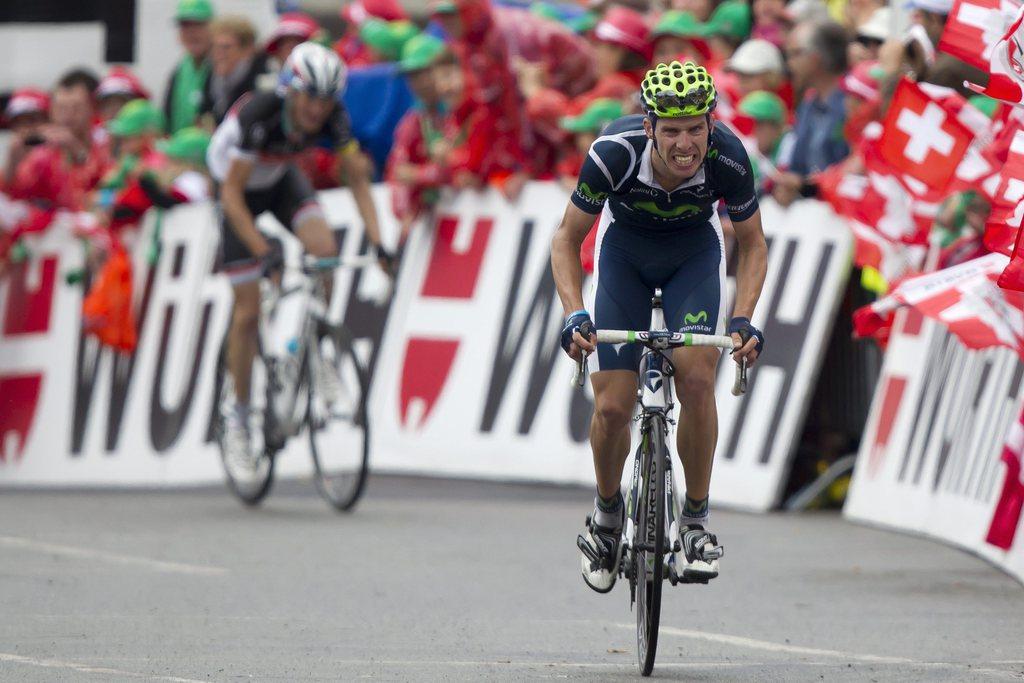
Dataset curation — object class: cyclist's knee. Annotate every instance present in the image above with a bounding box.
[230,287,261,332]
[676,367,715,401]
[593,397,633,432]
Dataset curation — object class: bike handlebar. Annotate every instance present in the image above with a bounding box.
[571,329,748,396]
[299,254,379,274]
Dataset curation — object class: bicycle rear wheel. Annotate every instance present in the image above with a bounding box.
[215,348,276,506]
[306,324,370,512]
[635,415,666,676]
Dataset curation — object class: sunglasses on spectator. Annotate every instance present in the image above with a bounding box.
[854,35,884,48]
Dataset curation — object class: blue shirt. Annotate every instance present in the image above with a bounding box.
[782,87,849,176]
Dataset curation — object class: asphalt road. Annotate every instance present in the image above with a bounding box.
[1,476,1022,682]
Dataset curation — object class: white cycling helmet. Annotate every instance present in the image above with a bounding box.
[279,42,347,98]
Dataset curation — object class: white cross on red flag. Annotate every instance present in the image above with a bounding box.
[984,129,1024,255]
[940,0,1023,71]
[880,78,979,191]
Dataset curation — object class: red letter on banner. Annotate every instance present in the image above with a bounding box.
[2,258,57,335]
[420,216,493,299]
[0,374,43,462]
[400,338,460,430]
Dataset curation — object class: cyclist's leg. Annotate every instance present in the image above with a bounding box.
[585,212,648,498]
[220,188,274,408]
[273,165,336,295]
[663,219,726,517]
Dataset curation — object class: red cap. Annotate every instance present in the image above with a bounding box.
[527,88,571,124]
[266,12,320,53]
[593,6,651,58]
[96,66,150,101]
[341,0,408,24]
[841,60,882,104]
[5,88,50,121]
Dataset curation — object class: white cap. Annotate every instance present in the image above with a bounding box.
[857,7,893,41]
[726,39,785,75]
[784,0,830,23]
[903,0,953,14]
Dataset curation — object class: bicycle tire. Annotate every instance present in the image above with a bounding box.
[307,325,370,512]
[215,346,276,506]
[636,414,666,676]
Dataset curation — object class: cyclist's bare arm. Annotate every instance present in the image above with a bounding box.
[551,202,598,356]
[337,142,384,249]
[729,208,768,364]
[221,157,269,258]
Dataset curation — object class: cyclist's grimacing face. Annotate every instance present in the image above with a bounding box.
[291,90,336,133]
[645,114,710,179]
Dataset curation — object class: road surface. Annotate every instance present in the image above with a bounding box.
[1,476,1022,681]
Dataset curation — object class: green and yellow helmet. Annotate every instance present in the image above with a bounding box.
[640,60,718,118]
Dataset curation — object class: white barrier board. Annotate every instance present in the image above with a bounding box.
[1,186,851,512]
[845,308,1024,582]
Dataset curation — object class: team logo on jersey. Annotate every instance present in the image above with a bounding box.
[576,182,608,204]
[633,201,701,219]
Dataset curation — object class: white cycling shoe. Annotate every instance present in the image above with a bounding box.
[577,513,624,594]
[671,524,724,584]
[222,410,257,474]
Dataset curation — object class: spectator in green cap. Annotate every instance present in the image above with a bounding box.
[557,98,624,191]
[737,90,788,192]
[98,100,167,207]
[163,0,215,134]
[386,33,450,235]
[650,10,712,67]
[703,0,752,62]
[360,19,420,63]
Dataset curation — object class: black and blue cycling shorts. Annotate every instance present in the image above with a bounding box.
[584,206,726,373]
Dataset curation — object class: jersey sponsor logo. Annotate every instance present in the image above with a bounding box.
[716,153,748,176]
[576,182,608,204]
[684,310,708,325]
[727,196,756,215]
[632,200,702,219]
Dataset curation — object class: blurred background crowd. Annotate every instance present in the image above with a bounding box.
[0,0,998,272]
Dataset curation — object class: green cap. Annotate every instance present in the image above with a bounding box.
[560,98,624,133]
[652,10,705,38]
[399,33,446,73]
[968,94,1000,119]
[738,91,786,123]
[567,12,598,33]
[704,1,751,40]
[109,99,165,137]
[157,126,211,164]
[360,19,420,62]
[175,0,214,22]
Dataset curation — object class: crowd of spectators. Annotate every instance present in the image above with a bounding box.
[0,0,1000,275]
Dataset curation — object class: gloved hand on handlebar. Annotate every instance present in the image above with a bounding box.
[560,310,596,359]
[727,316,763,365]
[261,238,285,277]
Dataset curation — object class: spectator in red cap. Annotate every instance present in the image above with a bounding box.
[590,6,651,81]
[96,66,151,123]
[9,69,111,211]
[335,0,409,68]
[430,0,529,198]
[2,89,50,189]
[265,12,320,67]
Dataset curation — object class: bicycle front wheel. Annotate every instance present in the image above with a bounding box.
[306,325,370,512]
[635,415,666,676]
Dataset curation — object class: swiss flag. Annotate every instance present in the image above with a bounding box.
[880,78,977,191]
[984,130,1024,255]
[939,0,1023,71]
[997,197,1024,290]
[966,4,1024,104]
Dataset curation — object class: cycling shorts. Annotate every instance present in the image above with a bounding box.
[219,164,323,284]
[584,206,727,373]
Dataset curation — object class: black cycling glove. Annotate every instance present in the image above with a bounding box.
[727,316,764,354]
[560,310,595,353]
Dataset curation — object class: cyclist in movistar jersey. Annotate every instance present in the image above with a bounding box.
[550,61,768,592]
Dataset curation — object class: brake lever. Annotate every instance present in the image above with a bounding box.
[731,357,748,396]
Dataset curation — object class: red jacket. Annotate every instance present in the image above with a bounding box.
[385,107,447,223]
[9,141,110,211]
